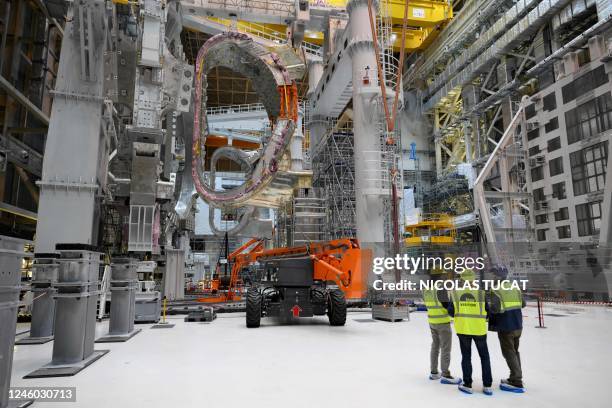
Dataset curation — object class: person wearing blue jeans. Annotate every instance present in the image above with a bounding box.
[447,269,493,395]
[457,334,493,390]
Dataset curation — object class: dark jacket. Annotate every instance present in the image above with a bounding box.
[488,293,526,332]
[437,289,451,310]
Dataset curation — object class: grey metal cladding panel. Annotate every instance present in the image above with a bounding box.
[116,45,138,106]
[42,15,107,181]
[130,192,156,205]
[42,101,104,181]
[35,193,97,253]
[130,155,158,205]
[112,180,132,198]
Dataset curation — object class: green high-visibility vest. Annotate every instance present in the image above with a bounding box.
[452,288,487,336]
[493,287,523,313]
[423,289,451,324]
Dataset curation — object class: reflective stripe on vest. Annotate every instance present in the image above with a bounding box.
[423,289,451,324]
[452,289,487,336]
[494,288,522,313]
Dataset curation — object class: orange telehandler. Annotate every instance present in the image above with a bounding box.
[197,238,371,327]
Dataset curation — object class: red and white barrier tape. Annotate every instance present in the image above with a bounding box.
[540,298,612,306]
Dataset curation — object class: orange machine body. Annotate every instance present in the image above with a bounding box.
[197,238,370,303]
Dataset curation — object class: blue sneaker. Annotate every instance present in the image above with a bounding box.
[500,380,525,393]
[483,387,493,396]
[441,376,462,385]
[458,384,473,394]
[429,373,441,380]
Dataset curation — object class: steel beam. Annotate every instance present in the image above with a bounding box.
[483,191,531,199]
[0,201,37,221]
[0,0,10,75]
[0,75,50,126]
[474,97,529,263]
[180,0,296,26]
[7,127,47,134]
[1,134,44,176]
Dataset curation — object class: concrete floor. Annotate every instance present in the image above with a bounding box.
[10,303,612,408]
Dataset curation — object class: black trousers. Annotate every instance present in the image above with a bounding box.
[457,334,493,388]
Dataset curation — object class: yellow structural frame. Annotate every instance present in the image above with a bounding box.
[404,213,456,245]
[315,0,451,25]
[314,0,452,51]
[205,0,452,52]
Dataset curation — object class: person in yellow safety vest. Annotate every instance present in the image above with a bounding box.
[423,269,461,385]
[447,268,494,396]
[489,265,527,393]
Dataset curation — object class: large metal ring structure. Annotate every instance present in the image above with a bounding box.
[192,31,298,211]
[207,147,256,235]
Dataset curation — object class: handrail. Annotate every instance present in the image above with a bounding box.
[207,17,322,57]
[206,102,266,116]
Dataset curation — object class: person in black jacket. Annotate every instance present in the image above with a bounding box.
[488,266,526,393]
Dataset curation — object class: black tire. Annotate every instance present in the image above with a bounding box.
[311,289,327,315]
[327,289,347,326]
[246,289,263,328]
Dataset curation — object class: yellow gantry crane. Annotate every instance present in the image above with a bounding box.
[200,0,452,52]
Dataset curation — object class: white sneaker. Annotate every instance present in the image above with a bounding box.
[483,387,493,396]
[429,373,441,380]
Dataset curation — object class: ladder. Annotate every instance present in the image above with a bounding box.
[97,265,111,321]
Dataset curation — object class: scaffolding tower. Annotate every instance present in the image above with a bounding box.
[312,120,357,240]
[274,189,326,247]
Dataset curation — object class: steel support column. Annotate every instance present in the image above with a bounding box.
[34,0,108,253]
[347,0,385,244]
[599,139,612,300]
[26,0,110,378]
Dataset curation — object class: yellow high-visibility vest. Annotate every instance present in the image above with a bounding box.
[452,288,487,336]
[423,289,451,324]
[493,287,523,313]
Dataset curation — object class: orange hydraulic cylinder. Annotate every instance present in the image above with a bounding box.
[313,247,371,301]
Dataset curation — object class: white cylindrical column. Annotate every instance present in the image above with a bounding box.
[307,117,327,158]
[306,60,326,157]
[307,60,324,97]
[347,0,385,244]
[290,108,305,171]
